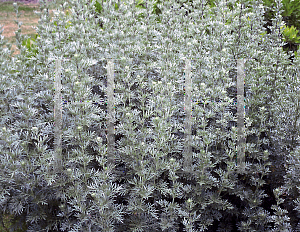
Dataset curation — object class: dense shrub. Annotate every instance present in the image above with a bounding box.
[0,0,299,231]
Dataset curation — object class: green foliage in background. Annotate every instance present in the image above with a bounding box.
[213,0,300,61]
[281,0,300,18]
[92,0,103,13]
[21,34,38,58]
[281,24,300,44]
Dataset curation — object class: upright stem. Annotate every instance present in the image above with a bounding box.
[54,59,62,172]
[107,59,115,168]
[237,59,246,171]
[184,59,192,172]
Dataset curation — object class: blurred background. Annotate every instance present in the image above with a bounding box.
[0,0,61,57]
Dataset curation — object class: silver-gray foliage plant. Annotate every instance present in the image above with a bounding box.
[0,0,299,231]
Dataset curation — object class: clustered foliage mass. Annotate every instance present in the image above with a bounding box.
[0,0,300,231]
